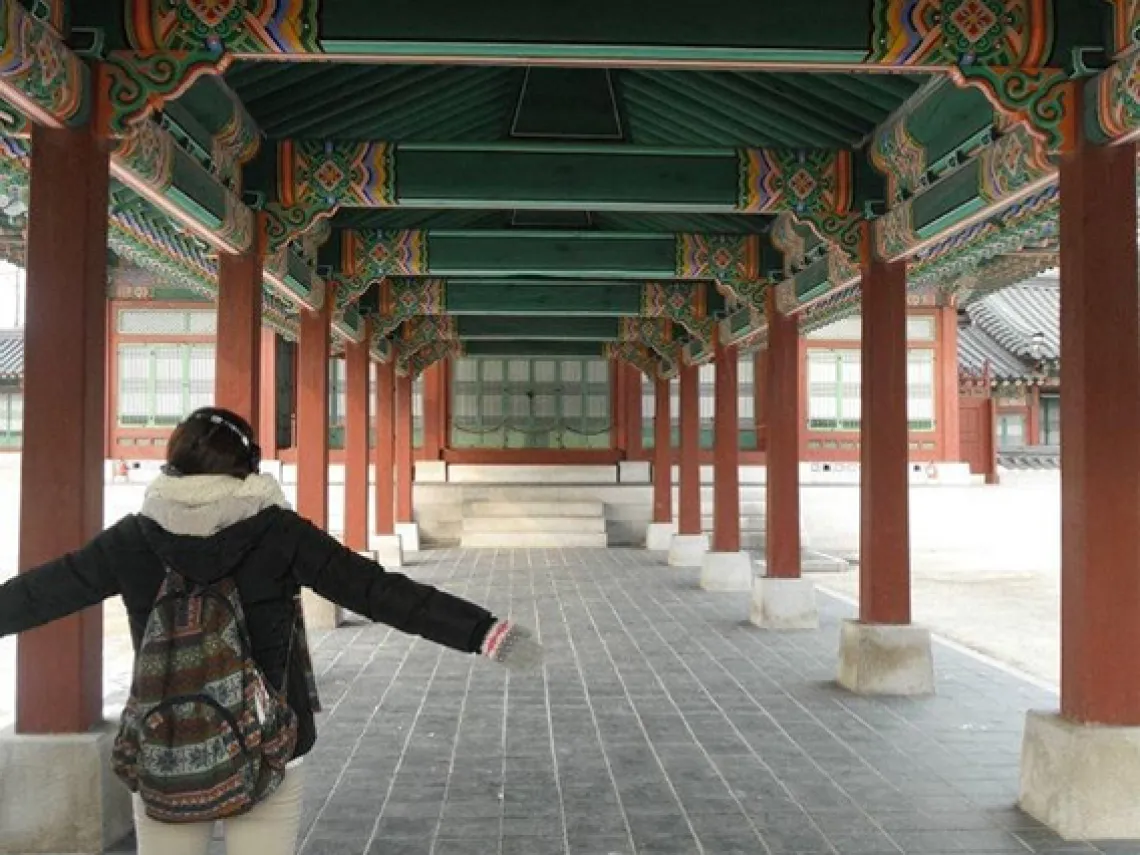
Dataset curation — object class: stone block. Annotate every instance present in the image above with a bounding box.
[618,461,651,483]
[668,534,708,567]
[700,551,754,592]
[415,461,448,483]
[396,522,420,553]
[750,577,819,630]
[837,620,935,696]
[645,521,677,551]
[370,534,404,568]
[0,723,133,854]
[302,588,344,631]
[1020,711,1140,839]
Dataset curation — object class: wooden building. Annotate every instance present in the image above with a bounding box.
[0,329,21,450]
[2,2,1140,847]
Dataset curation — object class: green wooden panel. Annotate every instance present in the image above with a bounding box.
[397,147,740,209]
[457,316,620,340]
[462,341,606,357]
[318,0,876,57]
[445,280,643,315]
[428,231,677,278]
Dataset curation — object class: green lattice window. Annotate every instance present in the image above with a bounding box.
[450,357,610,449]
[0,389,21,448]
[117,344,214,428]
[641,356,757,449]
[807,348,936,432]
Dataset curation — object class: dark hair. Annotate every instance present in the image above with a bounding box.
[165,407,261,479]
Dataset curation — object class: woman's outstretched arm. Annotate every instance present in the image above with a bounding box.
[0,521,125,637]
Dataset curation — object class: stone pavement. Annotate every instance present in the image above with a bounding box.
[101,547,1138,855]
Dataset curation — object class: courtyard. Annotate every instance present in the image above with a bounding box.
[89,546,1107,855]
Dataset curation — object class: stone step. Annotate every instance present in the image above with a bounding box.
[464,501,605,518]
[462,516,607,534]
[449,465,617,484]
[701,516,766,531]
[460,531,609,548]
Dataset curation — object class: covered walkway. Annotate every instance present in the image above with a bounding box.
[111,549,1109,855]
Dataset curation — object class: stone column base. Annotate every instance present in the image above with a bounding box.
[302,588,344,631]
[370,533,405,568]
[668,533,708,567]
[700,551,754,592]
[751,576,819,630]
[0,723,133,854]
[1020,711,1140,839]
[837,620,935,696]
[396,522,420,553]
[646,522,677,551]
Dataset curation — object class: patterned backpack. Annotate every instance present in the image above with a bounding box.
[112,568,300,823]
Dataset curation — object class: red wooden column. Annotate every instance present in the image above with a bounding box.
[700,331,754,589]
[711,335,741,554]
[395,371,414,523]
[765,290,801,579]
[1017,93,1140,843]
[668,361,706,565]
[258,327,278,461]
[752,290,818,629]
[858,227,912,625]
[1026,386,1041,447]
[754,349,768,450]
[652,377,672,523]
[296,293,332,530]
[677,363,700,536]
[1057,129,1140,726]
[837,226,932,695]
[612,360,627,454]
[343,323,371,552]
[17,115,110,733]
[421,361,444,459]
[626,363,643,457]
[937,305,961,462]
[374,359,397,536]
[215,233,263,427]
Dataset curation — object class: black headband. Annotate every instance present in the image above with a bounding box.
[163,411,262,476]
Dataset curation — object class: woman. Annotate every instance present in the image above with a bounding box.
[0,407,541,855]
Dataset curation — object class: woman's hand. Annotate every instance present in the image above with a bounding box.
[480,620,544,672]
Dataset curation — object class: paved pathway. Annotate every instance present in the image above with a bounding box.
[102,548,1132,855]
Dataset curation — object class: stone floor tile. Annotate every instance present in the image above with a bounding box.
[102,548,1140,855]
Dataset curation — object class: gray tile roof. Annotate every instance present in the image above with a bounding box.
[958,275,1059,383]
[0,329,22,381]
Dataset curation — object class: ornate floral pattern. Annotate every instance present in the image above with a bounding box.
[127,0,320,53]
[737,149,852,216]
[977,124,1052,203]
[675,234,760,284]
[0,0,87,126]
[398,339,459,378]
[114,119,176,192]
[1091,50,1140,144]
[212,89,260,191]
[871,114,927,204]
[345,229,429,282]
[953,65,1073,155]
[874,201,918,261]
[867,0,1052,67]
[101,51,226,135]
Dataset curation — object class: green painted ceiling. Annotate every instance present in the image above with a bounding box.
[225,63,925,149]
[220,61,926,352]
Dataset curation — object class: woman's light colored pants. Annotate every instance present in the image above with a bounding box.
[132,766,305,855]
